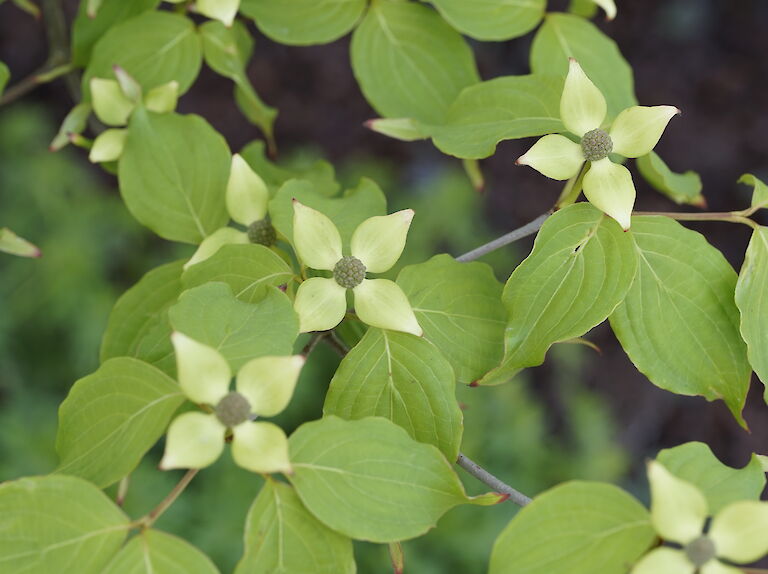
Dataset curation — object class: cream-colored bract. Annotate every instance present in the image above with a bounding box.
[196,0,240,27]
[292,201,422,336]
[630,461,768,574]
[159,333,303,474]
[517,59,679,230]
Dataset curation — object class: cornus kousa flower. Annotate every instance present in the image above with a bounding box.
[631,461,768,574]
[89,67,178,164]
[185,154,276,269]
[292,200,422,336]
[160,332,304,474]
[517,59,680,230]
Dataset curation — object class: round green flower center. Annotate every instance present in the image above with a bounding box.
[214,392,252,427]
[684,536,716,567]
[581,128,613,162]
[333,256,366,289]
[247,219,277,247]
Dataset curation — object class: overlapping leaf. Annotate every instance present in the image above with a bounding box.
[429,0,545,41]
[103,529,219,574]
[324,328,462,460]
[636,151,704,206]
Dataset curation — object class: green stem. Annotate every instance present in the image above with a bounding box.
[635,210,759,230]
[137,469,198,529]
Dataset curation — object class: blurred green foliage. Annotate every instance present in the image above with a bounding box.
[0,106,627,573]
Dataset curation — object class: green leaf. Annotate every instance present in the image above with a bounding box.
[483,203,637,385]
[429,0,545,41]
[269,178,386,246]
[568,0,599,18]
[735,225,768,402]
[181,244,295,303]
[103,529,219,574]
[610,216,751,426]
[289,416,471,542]
[84,11,202,96]
[240,140,340,196]
[656,442,766,514]
[50,102,93,152]
[235,480,355,574]
[0,61,9,97]
[489,482,655,574]
[240,0,366,46]
[0,475,130,573]
[426,75,564,159]
[56,358,184,488]
[101,260,185,376]
[739,173,768,209]
[324,328,462,460]
[200,21,276,148]
[119,108,230,244]
[169,282,299,371]
[351,1,479,124]
[636,151,704,206]
[71,0,159,67]
[531,13,636,121]
[397,254,505,383]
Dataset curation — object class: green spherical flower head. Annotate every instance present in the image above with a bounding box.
[581,128,613,161]
[333,256,366,289]
[214,392,251,427]
[684,536,716,567]
[247,219,277,247]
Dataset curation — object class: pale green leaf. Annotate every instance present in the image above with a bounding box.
[531,13,636,121]
[739,173,768,209]
[489,482,655,574]
[239,140,340,197]
[397,254,505,383]
[0,475,130,574]
[484,203,637,384]
[200,21,276,146]
[610,216,751,426]
[351,1,479,124]
[169,282,299,370]
[657,442,766,514]
[0,227,41,258]
[103,529,219,574]
[71,0,159,67]
[240,0,365,46]
[636,151,704,206]
[735,225,768,402]
[269,178,387,246]
[289,416,470,542]
[119,109,231,244]
[50,103,93,152]
[84,11,202,96]
[235,480,355,574]
[429,0,545,41]
[181,244,295,303]
[324,328,463,460]
[56,358,184,488]
[426,75,564,159]
[101,260,185,376]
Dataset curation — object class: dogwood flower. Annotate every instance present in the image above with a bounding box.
[631,461,768,574]
[292,201,422,336]
[165,0,240,27]
[517,59,679,230]
[185,154,275,269]
[159,332,304,474]
[592,0,617,20]
[89,67,178,163]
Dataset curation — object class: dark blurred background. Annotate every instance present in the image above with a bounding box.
[1,0,767,572]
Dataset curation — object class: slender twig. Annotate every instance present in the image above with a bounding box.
[635,210,759,229]
[137,469,198,528]
[301,332,325,357]
[456,453,532,507]
[324,330,350,357]
[456,212,552,263]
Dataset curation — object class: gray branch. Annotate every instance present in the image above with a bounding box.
[456,212,551,263]
[457,453,532,507]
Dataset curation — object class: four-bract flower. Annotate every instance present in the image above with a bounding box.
[631,461,768,574]
[89,67,179,164]
[185,154,276,269]
[160,332,304,474]
[292,201,422,336]
[517,59,680,230]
